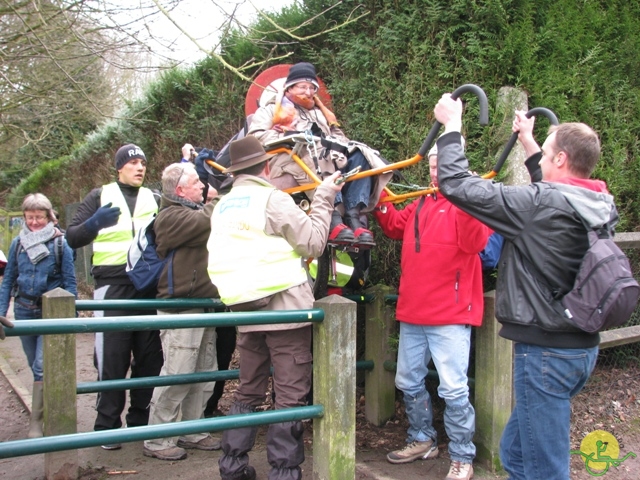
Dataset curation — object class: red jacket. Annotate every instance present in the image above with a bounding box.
[374,193,489,326]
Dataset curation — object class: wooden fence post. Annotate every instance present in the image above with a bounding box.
[313,295,356,480]
[474,291,513,471]
[364,285,397,426]
[42,288,78,480]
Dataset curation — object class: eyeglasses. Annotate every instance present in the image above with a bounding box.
[176,165,189,188]
[25,215,48,222]
[291,84,318,94]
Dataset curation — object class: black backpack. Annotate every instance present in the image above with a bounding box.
[552,226,640,333]
[125,214,175,294]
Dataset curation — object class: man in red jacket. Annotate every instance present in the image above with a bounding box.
[374,144,489,480]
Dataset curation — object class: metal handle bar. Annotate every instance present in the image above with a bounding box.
[417,84,489,158]
[487,107,559,178]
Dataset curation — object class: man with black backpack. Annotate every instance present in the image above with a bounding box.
[434,95,618,480]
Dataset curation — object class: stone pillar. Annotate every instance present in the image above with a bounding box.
[42,288,78,480]
[495,86,529,186]
[313,295,356,480]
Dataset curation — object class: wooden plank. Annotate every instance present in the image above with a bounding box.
[613,232,640,249]
[599,325,640,349]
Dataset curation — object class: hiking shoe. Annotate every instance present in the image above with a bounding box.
[328,223,356,244]
[177,435,221,451]
[446,461,474,480]
[101,443,122,450]
[240,466,257,480]
[143,445,187,461]
[386,439,439,464]
[222,465,256,480]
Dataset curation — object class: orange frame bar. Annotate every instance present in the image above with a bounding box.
[206,146,496,205]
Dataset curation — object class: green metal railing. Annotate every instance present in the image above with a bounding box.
[0,293,360,480]
[76,361,374,394]
[75,298,225,311]
[6,309,324,335]
[0,406,323,459]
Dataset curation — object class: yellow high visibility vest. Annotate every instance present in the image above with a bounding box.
[92,183,157,266]
[207,185,307,306]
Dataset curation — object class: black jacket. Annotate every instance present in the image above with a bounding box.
[437,132,616,348]
[66,182,159,286]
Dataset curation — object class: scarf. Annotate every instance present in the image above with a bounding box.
[163,193,202,211]
[271,90,341,131]
[19,222,57,265]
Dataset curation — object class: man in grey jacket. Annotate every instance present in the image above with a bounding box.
[207,136,344,480]
[433,94,614,480]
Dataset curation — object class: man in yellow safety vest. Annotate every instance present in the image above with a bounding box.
[67,144,163,449]
[207,136,344,480]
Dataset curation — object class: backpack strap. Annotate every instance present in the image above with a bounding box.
[54,236,64,271]
[166,250,175,296]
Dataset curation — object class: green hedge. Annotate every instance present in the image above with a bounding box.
[8,0,640,286]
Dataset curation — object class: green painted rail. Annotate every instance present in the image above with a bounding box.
[4,309,324,335]
[75,360,374,394]
[75,298,226,310]
[77,297,372,310]
[0,406,324,459]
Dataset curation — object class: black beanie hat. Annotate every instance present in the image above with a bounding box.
[284,62,320,90]
[115,144,146,170]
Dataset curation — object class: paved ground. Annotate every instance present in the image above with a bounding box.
[0,311,505,480]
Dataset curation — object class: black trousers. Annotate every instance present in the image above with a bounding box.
[93,283,163,431]
[204,325,237,414]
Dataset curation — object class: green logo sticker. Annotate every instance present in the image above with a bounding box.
[570,430,636,476]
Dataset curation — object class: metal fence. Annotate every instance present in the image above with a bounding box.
[0,293,358,480]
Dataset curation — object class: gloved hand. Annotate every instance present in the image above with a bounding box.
[0,315,14,340]
[84,202,121,234]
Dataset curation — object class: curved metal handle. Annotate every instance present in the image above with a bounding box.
[418,84,489,158]
[490,107,560,176]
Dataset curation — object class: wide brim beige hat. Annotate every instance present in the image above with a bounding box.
[224,136,275,173]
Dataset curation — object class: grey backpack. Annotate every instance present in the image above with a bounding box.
[553,228,639,333]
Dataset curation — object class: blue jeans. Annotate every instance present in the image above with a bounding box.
[395,322,475,463]
[14,304,44,382]
[334,150,371,211]
[500,343,598,480]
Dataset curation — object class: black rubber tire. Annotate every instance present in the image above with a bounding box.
[312,246,330,300]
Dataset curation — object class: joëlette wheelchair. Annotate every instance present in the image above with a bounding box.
[207,81,559,299]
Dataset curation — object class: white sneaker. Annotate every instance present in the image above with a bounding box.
[446,461,474,480]
[386,439,439,464]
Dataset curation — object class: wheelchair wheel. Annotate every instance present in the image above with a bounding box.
[312,246,330,300]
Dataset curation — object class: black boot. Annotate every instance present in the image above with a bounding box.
[266,421,305,480]
[328,209,355,245]
[345,208,375,248]
[219,402,258,480]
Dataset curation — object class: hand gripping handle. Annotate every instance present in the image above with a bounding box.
[418,84,489,158]
[489,107,560,178]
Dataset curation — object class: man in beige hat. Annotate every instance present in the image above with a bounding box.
[207,136,344,480]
